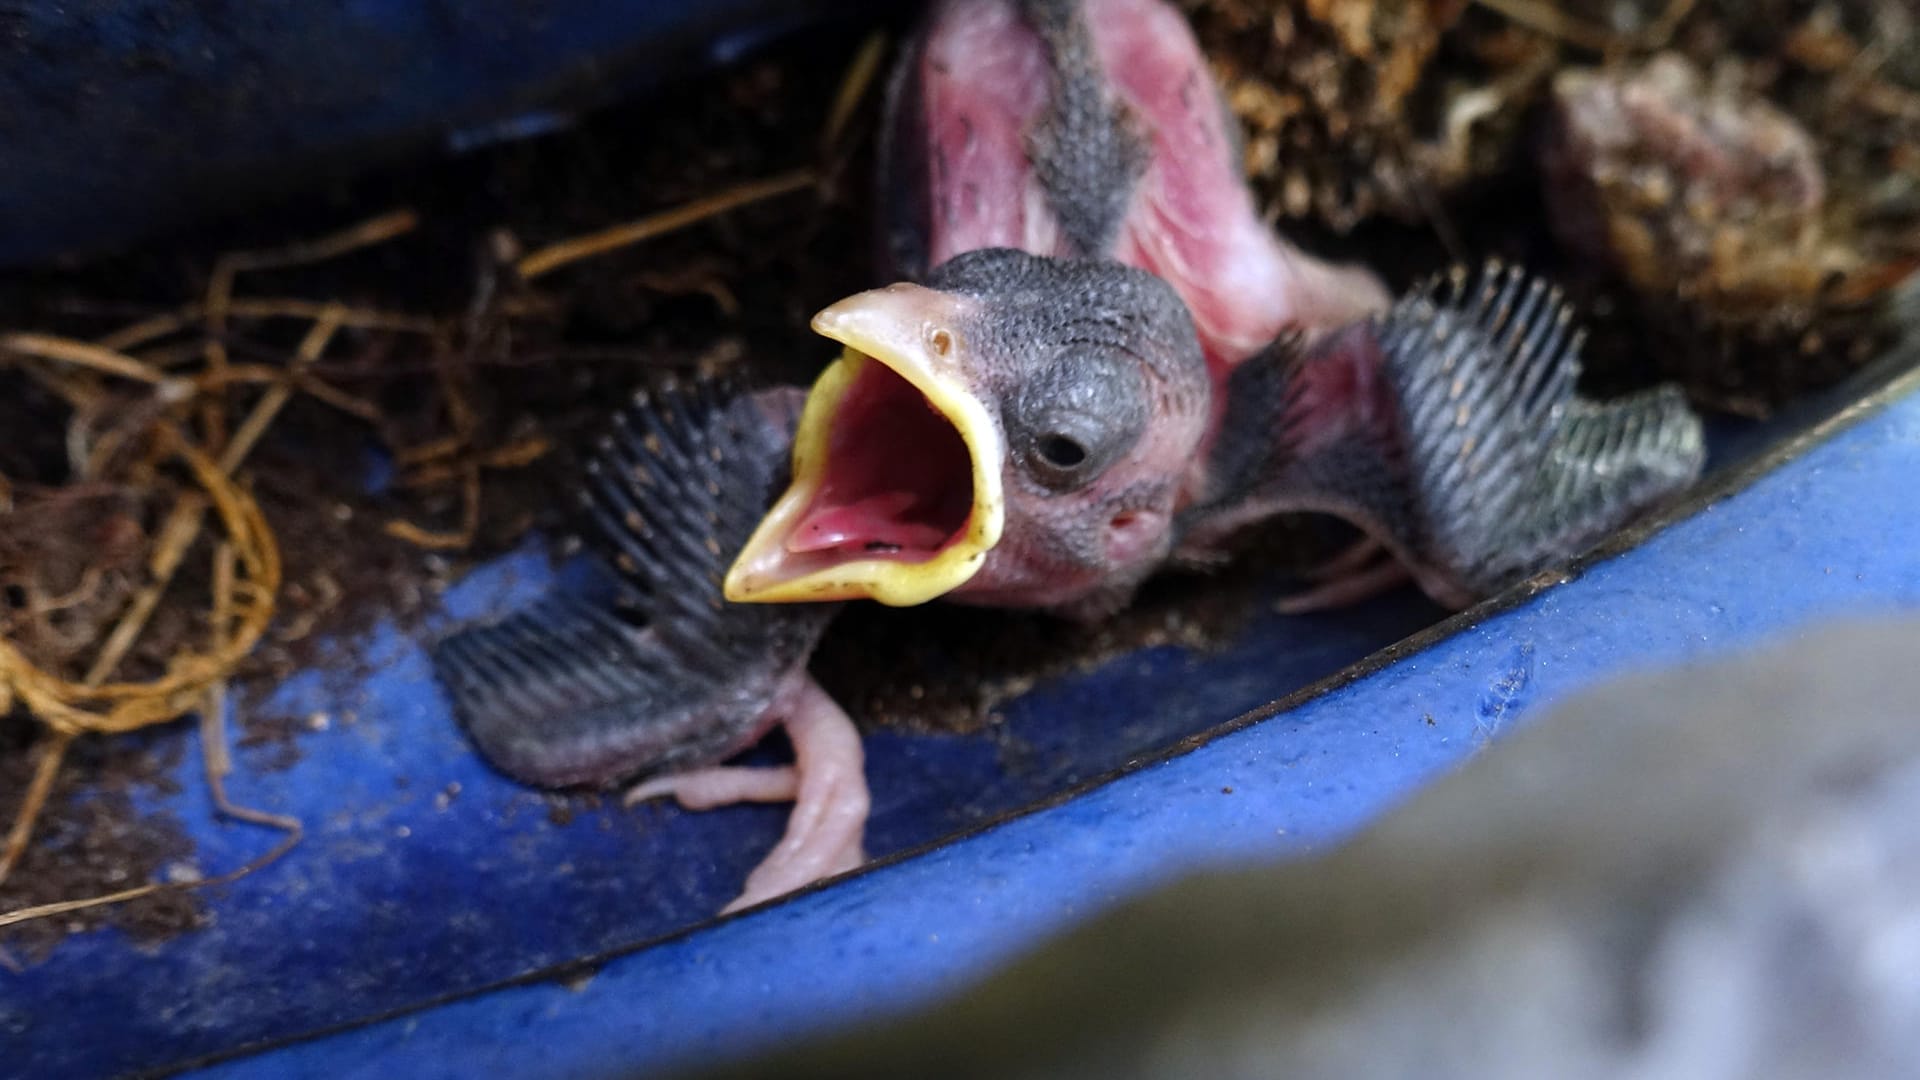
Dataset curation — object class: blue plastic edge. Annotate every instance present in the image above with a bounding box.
[175,363,1920,1080]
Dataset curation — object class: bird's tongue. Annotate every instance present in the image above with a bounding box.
[782,362,976,561]
[787,493,954,554]
[724,281,1009,607]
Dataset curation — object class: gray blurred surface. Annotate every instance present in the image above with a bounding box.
[698,617,1920,1079]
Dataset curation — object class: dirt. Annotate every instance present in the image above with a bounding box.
[0,22,884,956]
[1189,0,1920,411]
[0,715,202,963]
[817,518,1339,734]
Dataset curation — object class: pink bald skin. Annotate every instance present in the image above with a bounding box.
[669,0,1391,913]
[902,0,1389,376]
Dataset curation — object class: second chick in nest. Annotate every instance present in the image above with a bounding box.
[1544,54,1903,415]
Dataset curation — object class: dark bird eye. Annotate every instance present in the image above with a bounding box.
[1007,351,1148,492]
[1038,434,1088,469]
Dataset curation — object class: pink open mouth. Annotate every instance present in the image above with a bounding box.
[727,280,1008,607]
[787,358,975,563]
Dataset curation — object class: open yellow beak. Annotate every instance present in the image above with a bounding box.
[723,283,1006,606]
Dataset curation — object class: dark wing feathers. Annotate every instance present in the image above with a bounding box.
[1183,262,1704,603]
[1523,387,1705,558]
[431,378,834,789]
[1378,263,1702,594]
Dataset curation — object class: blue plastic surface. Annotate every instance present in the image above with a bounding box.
[2,352,1912,1077]
[167,365,1916,1080]
[0,1,874,266]
[0,544,1444,1075]
[0,546,1448,1079]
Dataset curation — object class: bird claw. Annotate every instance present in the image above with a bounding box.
[618,676,867,910]
[625,765,799,811]
[1275,554,1411,615]
[622,675,871,915]
[722,678,869,914]
[1302,535,1387,584]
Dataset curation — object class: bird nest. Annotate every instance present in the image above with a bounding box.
[2,1,1916,955]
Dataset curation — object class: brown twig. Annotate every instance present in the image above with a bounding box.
[381,265,501,552]
[187,364,383,424]
[0,735,72,888]
[384,467,483,551]
[98,300,438,354]
[628,267,744,317]
[94,311,199,354]
[393,434,471,469]
[0,332,192,393]
[0,820,300,932]
[23,568,109,623]
[198,543,304,846]
[228,299,435,333]
[515,169,817,280]
[83,494,209,687]
[216,211,423,281]
[202,210,420,451]
[395,436,552,489]
[1469,0,1620,52]
[1470,0,1701,54]
[821,30,891,163]
[1640,0,1700,51]
[217,306,345,475]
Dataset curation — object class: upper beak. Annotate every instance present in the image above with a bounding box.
[723,283,1007,606]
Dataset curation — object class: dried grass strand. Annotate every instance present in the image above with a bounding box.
[822,31,890,161]
[1469,0,1621,52]
[2,426,281,738]
[0,735,72,888]
[0,332,190,393]
[515,169,817,280]
[0,544,305,932]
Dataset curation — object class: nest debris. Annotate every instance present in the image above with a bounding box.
[1188,0,1918,409]
[0,29,891,941]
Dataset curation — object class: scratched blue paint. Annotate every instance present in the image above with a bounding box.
[2,369,1908,1077]
[149,369,1917,1080]
[0,480,1441,1071]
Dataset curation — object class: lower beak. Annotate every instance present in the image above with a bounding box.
[723,283,1006,606]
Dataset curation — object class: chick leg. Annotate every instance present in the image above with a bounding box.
[435,375,864,914]
[730,678,868,913]
[1275,556,1411,615]
[626,766,798,809]
[626,676,868,914]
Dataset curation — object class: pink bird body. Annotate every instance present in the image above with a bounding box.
[436,0,1705,913]
[896,0,1388,375]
